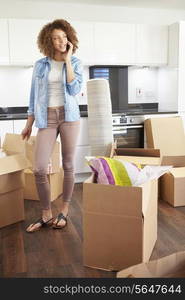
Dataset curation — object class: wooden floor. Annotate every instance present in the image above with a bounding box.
[1,183,185,278]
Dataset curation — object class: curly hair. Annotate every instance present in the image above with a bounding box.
[37,19,79,58]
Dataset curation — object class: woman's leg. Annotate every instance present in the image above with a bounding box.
[26,127,57,232]
[53,119,80,227]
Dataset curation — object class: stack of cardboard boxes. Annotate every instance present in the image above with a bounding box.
[0,133,63,228]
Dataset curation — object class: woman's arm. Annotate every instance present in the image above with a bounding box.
[66,59,83,96]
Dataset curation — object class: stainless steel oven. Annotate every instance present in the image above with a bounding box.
[112,114,145,148]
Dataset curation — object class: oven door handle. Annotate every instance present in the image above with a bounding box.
[113,125,144,132]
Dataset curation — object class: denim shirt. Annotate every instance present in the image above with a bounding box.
[27,55,83,128]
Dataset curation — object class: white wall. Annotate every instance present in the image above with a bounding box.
[157,67,178,111]
[0,65,89,107]
[128,66,158,103]
[1,0,185,25]
[0,66,33,107]
[0,65,178,109]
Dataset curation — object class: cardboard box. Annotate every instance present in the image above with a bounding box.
[25,136,60,173]
[112,147,161,166]
[144,116,185,167]
[83,174,158,271]
[117,251,185,278]
[24,168,64,201]
[0,149,29,228]
[160,167,185,207]
[0,189,24,228]
[3,133,60,174]
[144,117,185,206]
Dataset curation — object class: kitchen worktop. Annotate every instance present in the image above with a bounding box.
[0,105,178,120]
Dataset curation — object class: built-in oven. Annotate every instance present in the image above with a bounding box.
[112,115,144,148]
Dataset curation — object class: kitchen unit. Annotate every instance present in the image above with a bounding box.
[168,21,185,127]
[0,19,9,64]
[0,19,168,66]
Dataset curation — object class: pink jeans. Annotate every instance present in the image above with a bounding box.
[33,106,80,210]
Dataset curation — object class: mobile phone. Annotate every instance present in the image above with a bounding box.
[66,42,70,51]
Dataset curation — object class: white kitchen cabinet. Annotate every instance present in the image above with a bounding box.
[0,19,9,65]
[136,24,168,65]
[0,120,14,145]
[168,22,179,68]
[77,118,89,146]
[8,19,50,65]
[72,21,94,65]
[168,21,185,112]
[94,22,136,65]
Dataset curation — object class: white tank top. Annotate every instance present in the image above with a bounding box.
[47,59,65,107]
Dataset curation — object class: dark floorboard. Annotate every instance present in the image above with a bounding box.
[0,183,185,278]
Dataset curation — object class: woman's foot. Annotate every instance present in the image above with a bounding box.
[26,217,53,233]
[26,209,53,233]
[53,202,69,229]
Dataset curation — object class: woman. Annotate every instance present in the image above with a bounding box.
[21,19,83,232]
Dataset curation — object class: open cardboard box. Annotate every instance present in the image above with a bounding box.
[83,174,158,271]
[117,251,185,278]
[3,133,60,174]
[0,147,30,228]
[24,168,63,201]
[111,144,185,168]
[106,117,185,209]
[144,116,185,207]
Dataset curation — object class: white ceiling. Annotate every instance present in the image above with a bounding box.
[20,0,185,10]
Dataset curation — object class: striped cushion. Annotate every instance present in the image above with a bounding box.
[88,156,142,186]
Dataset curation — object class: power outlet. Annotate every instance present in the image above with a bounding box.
[136,87,143,97]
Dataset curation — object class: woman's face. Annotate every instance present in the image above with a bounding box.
[51,29,68,53]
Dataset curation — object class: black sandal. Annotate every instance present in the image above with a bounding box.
[52,213,68,229]
[26,217,53,233]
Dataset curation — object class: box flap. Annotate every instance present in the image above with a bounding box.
[145,117,185,155]
[161,155,185,167]
[2,133,26,154]
[117,251,185,278]
[141,179,158,218]
[114,148,160,157]
[169,167,185,177]
[0,153,30,175]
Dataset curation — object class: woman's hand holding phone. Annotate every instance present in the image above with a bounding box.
[63,41,73,62]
